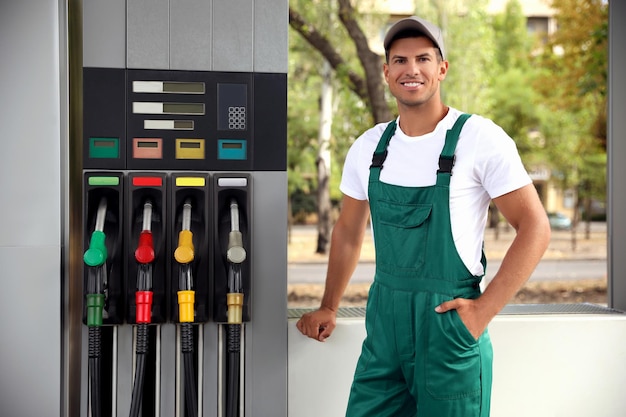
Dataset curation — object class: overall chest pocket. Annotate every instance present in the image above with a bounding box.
[375,201,432,272]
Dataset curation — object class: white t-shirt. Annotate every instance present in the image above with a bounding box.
[340,107,532,275]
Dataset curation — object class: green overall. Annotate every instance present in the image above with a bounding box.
[345,114,493,417]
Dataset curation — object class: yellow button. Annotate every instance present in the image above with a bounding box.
[175,138,205,159]
[176,177,205,187]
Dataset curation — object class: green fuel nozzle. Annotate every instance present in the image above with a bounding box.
[84,198,109,326]
[83,197,108,417]
[84,198,108,267]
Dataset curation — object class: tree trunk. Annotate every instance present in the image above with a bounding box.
[316,61,333,254]
[337,0,390,123]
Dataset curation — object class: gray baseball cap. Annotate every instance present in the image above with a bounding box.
[383,16,445,59]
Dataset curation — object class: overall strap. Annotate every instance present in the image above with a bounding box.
[369,120,397,182]
[436,113,472,186]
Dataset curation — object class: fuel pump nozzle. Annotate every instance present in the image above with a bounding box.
[129,200,155,417]
[227,199,246,324]
[83,197,108,417]
[226,198,246,417]
[174,199,198,417]
[175,199,195,320]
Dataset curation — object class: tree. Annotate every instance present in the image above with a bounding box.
[289,0,392,124]
[289,0,389,254]
[316,61,333,253]
[287,25,322,236]
[488,1,547,161]
[536,0,608,238]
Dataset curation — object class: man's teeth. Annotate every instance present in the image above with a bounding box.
[403,82,420,87]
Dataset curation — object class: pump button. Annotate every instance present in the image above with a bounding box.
[133,138,163,159]
[218,139,247,160]
[176,138,205,159]
[88,176,120,186]
[89,137,119,159]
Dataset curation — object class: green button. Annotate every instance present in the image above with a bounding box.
[89,137,120,159]
[88,176,120,186]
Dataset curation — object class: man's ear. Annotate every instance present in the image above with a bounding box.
[439,60,449,81]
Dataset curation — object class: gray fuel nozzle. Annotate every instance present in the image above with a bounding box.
[227,199,246,264]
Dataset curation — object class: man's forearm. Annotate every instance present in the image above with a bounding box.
[479,218,551,318]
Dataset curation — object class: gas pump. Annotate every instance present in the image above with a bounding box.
[78,2,287,415]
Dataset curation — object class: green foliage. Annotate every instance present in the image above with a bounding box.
[287,0,608,222]
[486,1,543,161]
[407,0,495,115]
[542,0,608,103]
[534,0,607,208]
[490,68,542,158]
[492,0,531,71]
[288,0,375,215]
[287,28,319,197]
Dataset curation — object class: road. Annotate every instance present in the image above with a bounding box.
[287,258,607,284]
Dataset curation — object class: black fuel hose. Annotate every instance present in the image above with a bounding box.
[181,322,198,417]
[128,323,148,417]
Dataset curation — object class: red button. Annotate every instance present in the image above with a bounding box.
[133,176,163,187]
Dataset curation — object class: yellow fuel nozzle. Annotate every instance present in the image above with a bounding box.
[227,293,244,324]
[175,200,195,264]
[178,290,195,323]
[174,230,194,264]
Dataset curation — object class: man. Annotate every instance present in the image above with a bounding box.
[296,16,551,417]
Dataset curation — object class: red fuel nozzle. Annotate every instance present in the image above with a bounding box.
[135,290,153,324]
[135,230,155,264]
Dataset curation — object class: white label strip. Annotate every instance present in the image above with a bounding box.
[144,120,175,129]
[217,177,247,187]
[133,81,164,93]
[133,102,164,114]
[144,120,194,130]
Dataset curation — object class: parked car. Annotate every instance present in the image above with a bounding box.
[547,212,572,230]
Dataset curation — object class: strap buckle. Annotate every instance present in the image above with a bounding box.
[370,150,388,169]
[437,155,455,174]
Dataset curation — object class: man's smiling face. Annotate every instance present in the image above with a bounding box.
[384,36,448,110]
